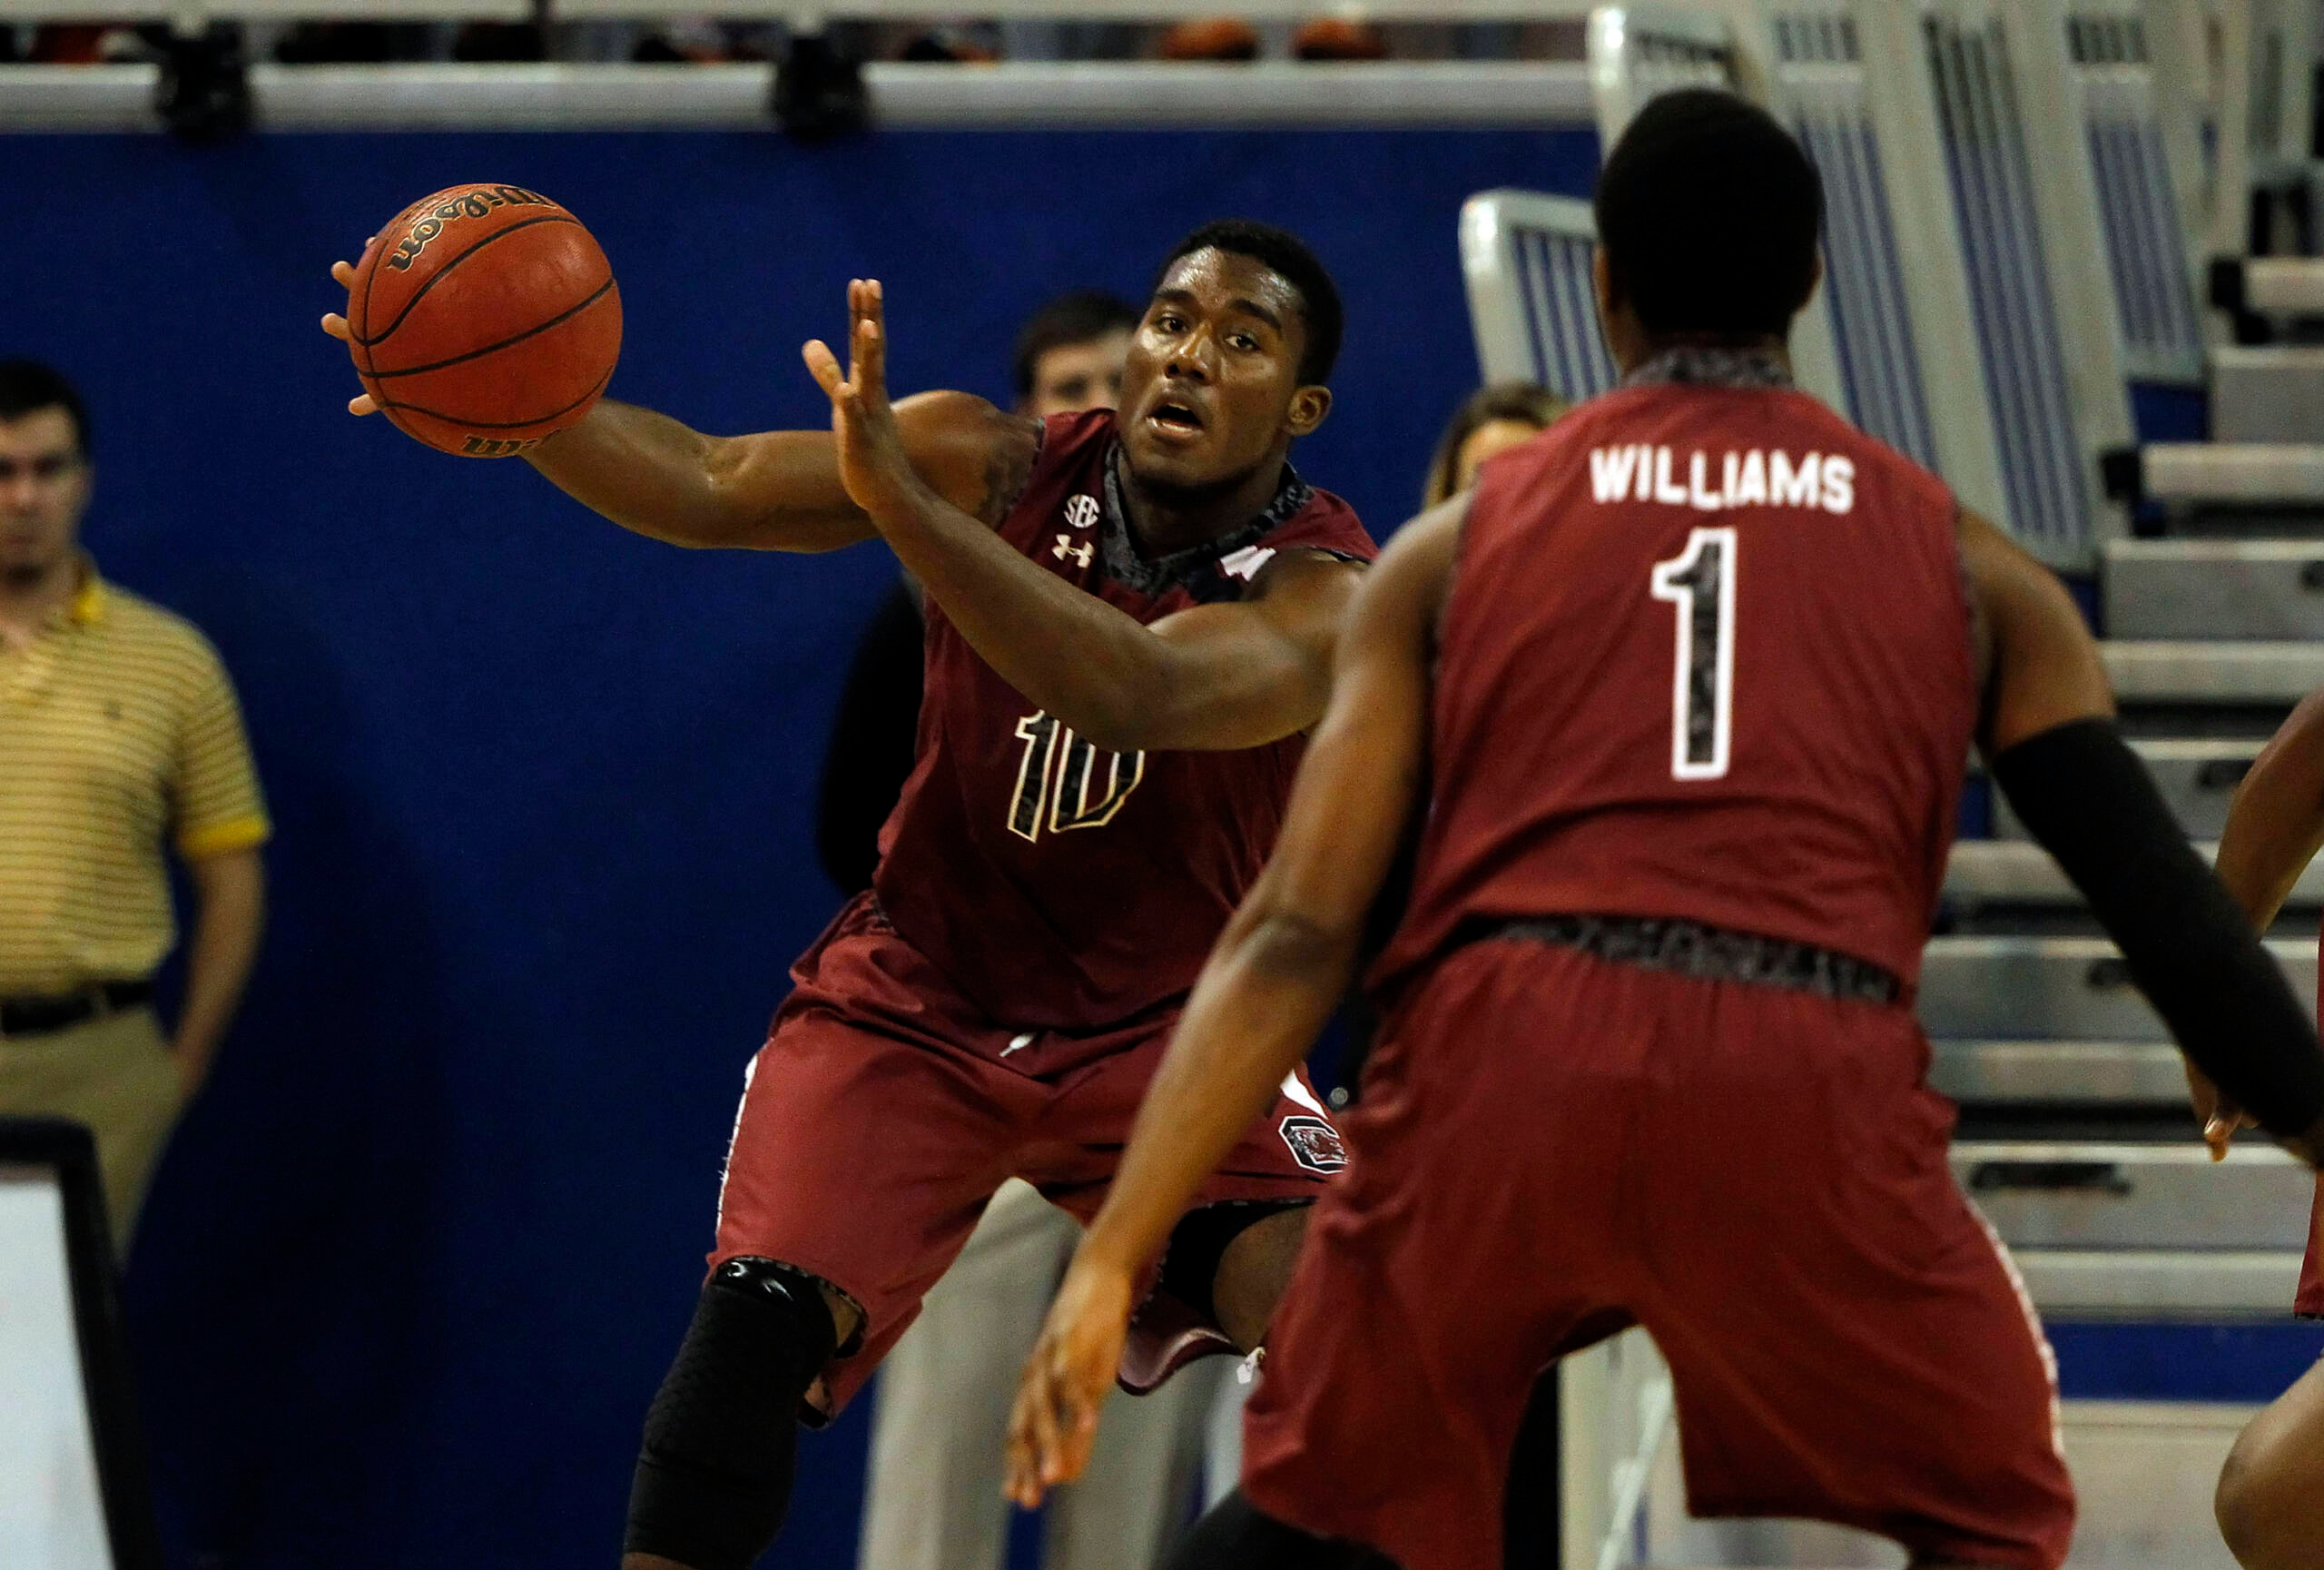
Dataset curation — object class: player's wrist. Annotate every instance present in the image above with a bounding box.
[1074,1217,1150,1280]
[859,466,949,539]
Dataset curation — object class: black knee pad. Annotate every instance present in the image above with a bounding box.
[624,1258,838,1570]
[1168,1489,1400,1570]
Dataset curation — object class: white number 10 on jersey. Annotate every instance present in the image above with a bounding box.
[1649,527,1737,781]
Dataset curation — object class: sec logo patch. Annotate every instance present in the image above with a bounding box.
[1279,1115,1346,1174]
[1063,494,1100,531]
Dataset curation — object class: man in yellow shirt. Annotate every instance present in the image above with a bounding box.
[0,360,268,1249]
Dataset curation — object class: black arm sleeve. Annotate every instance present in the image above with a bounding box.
[1991,717,2324,1138]
[812,582,926,895]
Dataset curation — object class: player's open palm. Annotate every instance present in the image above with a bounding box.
[1005,1252,1135,1509]
[804,279,920,518]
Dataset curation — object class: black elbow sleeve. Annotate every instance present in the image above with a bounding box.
[1991,718,2324,1138]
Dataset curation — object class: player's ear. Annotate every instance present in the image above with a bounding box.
[1286,384,1331,438]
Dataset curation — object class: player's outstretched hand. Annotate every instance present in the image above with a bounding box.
[1004,1250,1136,1509]
[803,279,921,519]
[320,252,380,418]
[2186,1059,2256,1160]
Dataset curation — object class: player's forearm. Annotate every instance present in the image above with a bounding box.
[1081,908,1354,1277]
[527,401,871,552]
[2218,692,2324,929]
[867,479,1188,754]
[2216,794,2324,932]
[173,852,264,1091]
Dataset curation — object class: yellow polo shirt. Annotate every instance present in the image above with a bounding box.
[0,567,270,995]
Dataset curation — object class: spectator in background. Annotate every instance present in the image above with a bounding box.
[0,360,267,1251]
[820,290,1225,1570]
[1421,379,1571,508]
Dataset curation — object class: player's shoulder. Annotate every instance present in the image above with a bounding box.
[1782,390,1954,510]
[1477,390,1641,481]
[984,408,1115,542]
[1012,407,1118,501]
[1035,407,1119,468]
[1272,481,1378,564]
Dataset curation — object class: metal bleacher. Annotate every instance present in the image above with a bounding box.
[1937,0,2322,1317]
[1883,0,2320,1318]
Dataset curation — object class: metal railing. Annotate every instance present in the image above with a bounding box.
[0,56,1598,129]
[0,0,1598,21]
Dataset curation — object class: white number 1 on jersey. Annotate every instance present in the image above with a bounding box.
[1649,527,1737,781]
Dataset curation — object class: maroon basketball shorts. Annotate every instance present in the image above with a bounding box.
[710,894,1340,1419]
[1242,936,2075,1570]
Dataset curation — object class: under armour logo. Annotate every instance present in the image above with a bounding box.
[1219,544,1277,582]
[1063,494,1100,531]
[1052,535,1094,568]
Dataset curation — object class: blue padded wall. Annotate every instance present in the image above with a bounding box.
[0,124,1596,1568]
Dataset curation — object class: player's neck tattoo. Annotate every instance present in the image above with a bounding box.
[1623,344,1794,390]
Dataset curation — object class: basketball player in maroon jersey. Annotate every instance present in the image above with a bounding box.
[2188,686,2324,1569]
[322,221,1374,1570]
[1009,92,2324,1570]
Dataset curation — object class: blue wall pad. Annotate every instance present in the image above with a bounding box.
[2050,1319,2324,1404]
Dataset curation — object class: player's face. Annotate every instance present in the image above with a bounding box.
[0,409,90,582]
[1027,330,1133,418]
[1118,250,1326,491]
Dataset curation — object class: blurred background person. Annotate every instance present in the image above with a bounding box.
[1420,380,1570,509]
[821,289,1226,1570]
[0,360,267,1251]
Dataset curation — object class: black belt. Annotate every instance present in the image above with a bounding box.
[1481,913,1903,1006]
[0,981,154,1039]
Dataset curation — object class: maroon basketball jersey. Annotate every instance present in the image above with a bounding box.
[1374,357,1975,996]
[874,410,1376,1044]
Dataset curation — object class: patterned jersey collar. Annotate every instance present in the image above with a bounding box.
[1620,345,1795,390]
[1096,445,1314,599]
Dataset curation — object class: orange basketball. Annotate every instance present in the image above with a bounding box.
[344,183,622,459]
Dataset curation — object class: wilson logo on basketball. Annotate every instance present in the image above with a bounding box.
[1279,1115,1346,1174]
[386,185,558,272]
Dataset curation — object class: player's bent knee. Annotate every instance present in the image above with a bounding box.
[625,1258,839,1570]
[2214,1407,2324,1570]
[1213,1204,1311,1349]
[2216,1442,2283,1570]
[1167,1488,1397,1570]
[1161,1201,1311,1353]
[2216,1419,2299,1570]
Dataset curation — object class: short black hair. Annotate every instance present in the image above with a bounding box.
[1153,220,1344,385]
[1593,89,1824,342]
[1011,290,1143,403]
[0,360,89,458]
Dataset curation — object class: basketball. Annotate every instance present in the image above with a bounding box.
[342,183,622,458]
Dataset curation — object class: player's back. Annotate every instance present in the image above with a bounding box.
[1377,355,1975,996]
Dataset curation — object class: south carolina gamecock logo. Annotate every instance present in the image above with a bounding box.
[1279,1115,1347,1174]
